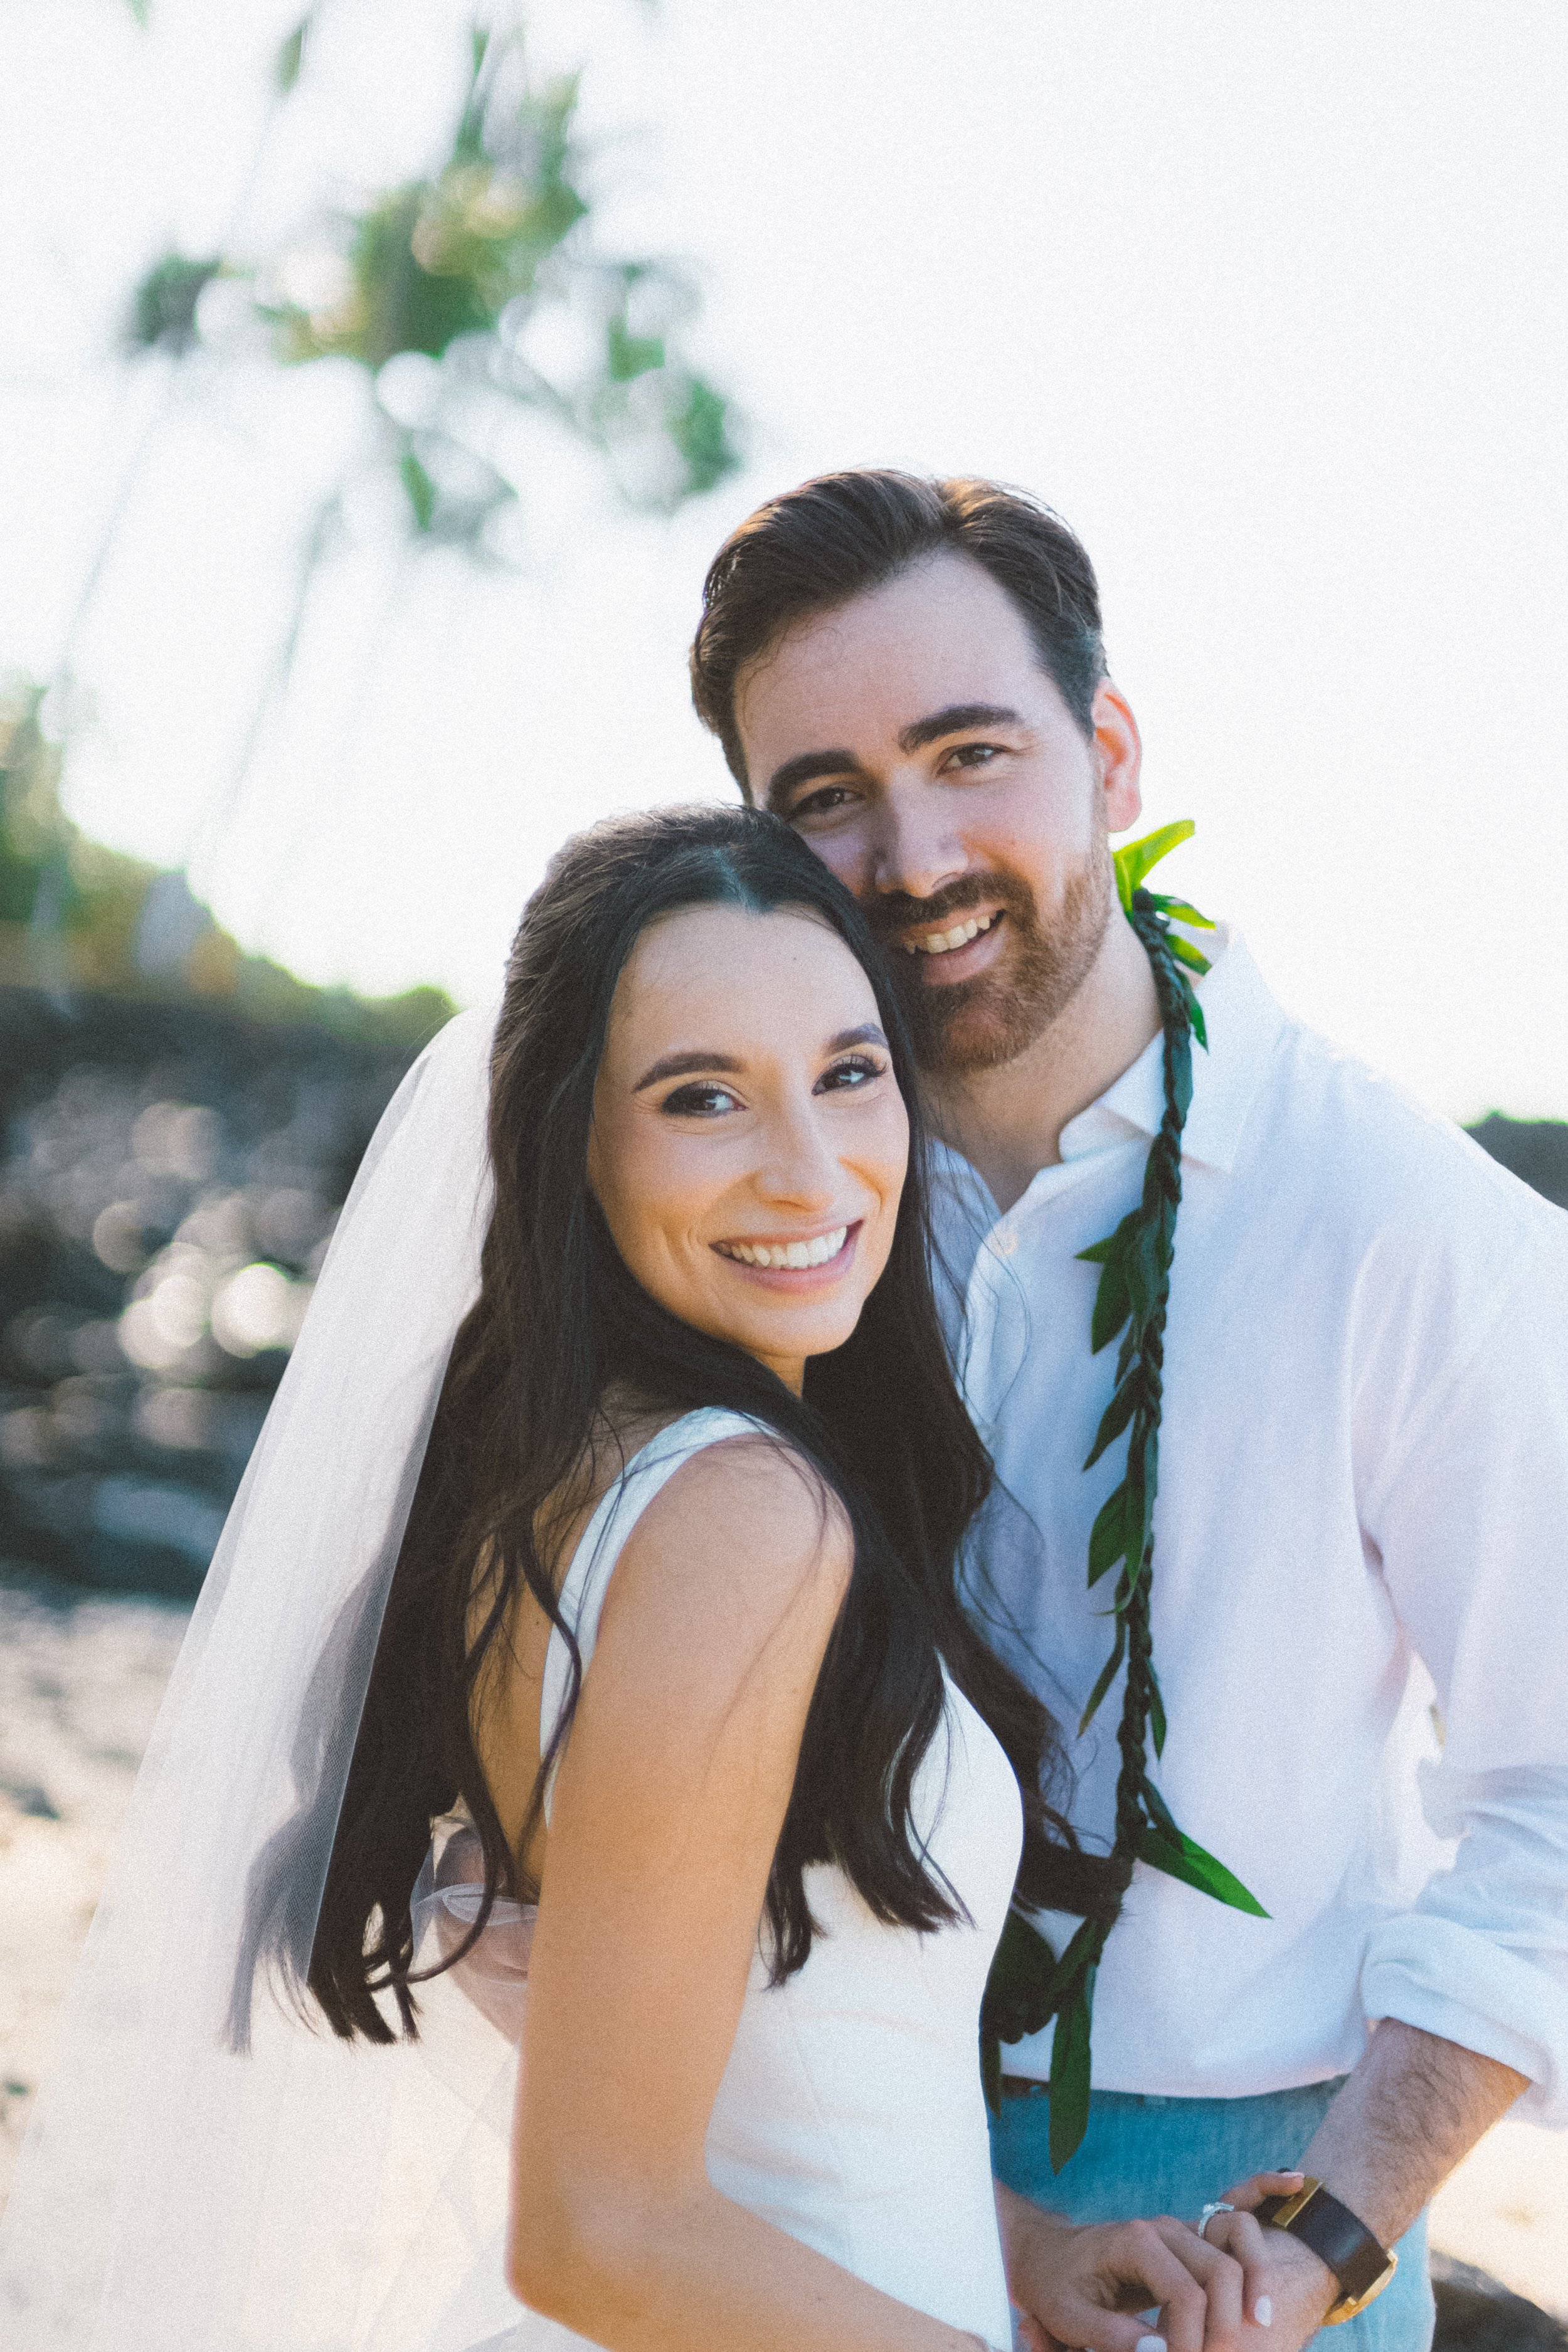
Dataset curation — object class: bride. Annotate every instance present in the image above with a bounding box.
[0,805,1283,2351]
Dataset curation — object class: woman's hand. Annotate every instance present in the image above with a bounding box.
[999,2172,1308,2352]
[1190,2170,1338,2352]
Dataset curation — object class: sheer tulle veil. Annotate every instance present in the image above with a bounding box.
[0,1003,534,2351]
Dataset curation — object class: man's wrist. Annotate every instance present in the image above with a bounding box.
[1257,2180,1396,2326]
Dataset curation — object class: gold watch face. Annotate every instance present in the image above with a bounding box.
[1323,2249,1398,2327]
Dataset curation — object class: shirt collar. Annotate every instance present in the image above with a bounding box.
[1057,922,1285,1175]
[928,923,1288,1200]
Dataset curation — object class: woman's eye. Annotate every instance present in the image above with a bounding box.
[817,1054,887,1094]
[660,1082,741,1118]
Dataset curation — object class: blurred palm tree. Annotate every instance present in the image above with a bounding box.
[55,8,742,901]
[127,17,739,546]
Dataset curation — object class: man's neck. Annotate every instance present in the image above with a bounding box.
[923,911,1161,1215]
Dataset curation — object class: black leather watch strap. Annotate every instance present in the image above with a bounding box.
[1256,2181,1392,2310]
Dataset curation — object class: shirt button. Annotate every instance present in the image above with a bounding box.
[991,1229,1019,1258]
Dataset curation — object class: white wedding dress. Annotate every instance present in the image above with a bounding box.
[425,1407,1022,2352]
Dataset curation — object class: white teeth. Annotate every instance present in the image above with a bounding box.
[718,1224,849,1269]
[910,910,997,956]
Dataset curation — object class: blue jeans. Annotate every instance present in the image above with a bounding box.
[990,2079,1434,2350]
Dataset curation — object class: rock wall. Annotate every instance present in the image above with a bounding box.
[0,988,421,1594]
[3,985,1565,1598]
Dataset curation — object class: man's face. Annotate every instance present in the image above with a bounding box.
[734,551,1143,1074]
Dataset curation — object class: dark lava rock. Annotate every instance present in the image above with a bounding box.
[1467,1116,1568,1210]
[1433,2253,1567,2349]
[0,987,422,1594]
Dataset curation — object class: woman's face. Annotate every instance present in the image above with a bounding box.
[588,903,909,1394]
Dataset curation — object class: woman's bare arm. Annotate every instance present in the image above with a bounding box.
[508,1435,998,2350]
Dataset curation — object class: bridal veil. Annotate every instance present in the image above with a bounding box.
[0,1003,532,2351]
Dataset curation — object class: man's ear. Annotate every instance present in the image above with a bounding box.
[1091,681,1143,835]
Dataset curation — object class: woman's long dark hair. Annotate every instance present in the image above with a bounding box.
[305,805,1078,2042]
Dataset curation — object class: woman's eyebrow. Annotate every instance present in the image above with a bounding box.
[632,1025,885,1092]
[633,1049,743,1092]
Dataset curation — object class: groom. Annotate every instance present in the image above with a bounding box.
[687,472,1568,2350]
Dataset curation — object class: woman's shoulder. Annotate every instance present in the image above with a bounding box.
[603,1416,852,1643]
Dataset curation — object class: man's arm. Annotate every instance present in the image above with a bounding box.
[1300,2017,1527,2249]
[997,2023,1527,2352]
[1208,2020,1528,2347]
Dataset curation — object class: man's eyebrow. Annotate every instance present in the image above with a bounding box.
[763,748,862,810]
[764,706,1026,807]
[897,702,1022,753]
[633,1049,743,1092]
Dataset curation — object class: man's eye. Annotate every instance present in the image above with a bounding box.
[660,1082,740,1118]
[943,741,1002,772]
[787,783,857,824]
[817,1055,887,1094]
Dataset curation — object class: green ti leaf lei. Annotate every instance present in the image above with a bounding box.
[979,822,1268,2172]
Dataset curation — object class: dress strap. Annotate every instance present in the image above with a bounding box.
[539,1407,762,1818]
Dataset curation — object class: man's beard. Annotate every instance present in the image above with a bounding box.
[870,853,1115,1076]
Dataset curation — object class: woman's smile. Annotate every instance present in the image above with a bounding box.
[711,1219,859,1278]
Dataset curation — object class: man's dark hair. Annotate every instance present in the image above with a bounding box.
[689,469,1107,791]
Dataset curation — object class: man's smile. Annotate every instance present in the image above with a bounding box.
[896,907,1008,982]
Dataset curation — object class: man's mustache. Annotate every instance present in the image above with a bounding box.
[867,874,1035,941]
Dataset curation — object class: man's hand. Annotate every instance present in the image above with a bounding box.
[1201,2020,1531,2348]
[1195,2191,1337,2352]
[997,2175,1303,2352]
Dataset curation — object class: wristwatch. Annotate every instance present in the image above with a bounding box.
[1254,2178,1397,2326]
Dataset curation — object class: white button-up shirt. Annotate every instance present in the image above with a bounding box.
[931,927,1568,2120]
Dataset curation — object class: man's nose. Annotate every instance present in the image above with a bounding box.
[870,782,968,903]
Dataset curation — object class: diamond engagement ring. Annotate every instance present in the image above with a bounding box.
[1197,2201,1236,2242]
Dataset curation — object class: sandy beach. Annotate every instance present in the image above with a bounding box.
[1,1573,1563,2318]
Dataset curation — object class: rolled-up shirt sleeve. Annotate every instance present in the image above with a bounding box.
[1358,1198,1568,2122]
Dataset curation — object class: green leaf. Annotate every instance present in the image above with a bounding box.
[275,14,311,92]
[1049,1972,1097,2171]
[1140,1777,1179,1840]
[1083,1370,1140,1470]
[1046,1914,1104,2003]
[1088,1256,1130,1355]
[1135,1823,1269,1917]
[980,1910,1061,2097]
[1113,820,1196,910]
[1187,990,1209,1051]
[1081,1208,1139,1353]
[399,447,438,532]
[1078,1620,1127,1731]
[1148,1670,1168,1757]
[1086,1488,1130,1587]
[1165,1024,1194,1123]
[1121,1218,1165,1328]
[1158,898,1216,930]
[1169,933,1212,975]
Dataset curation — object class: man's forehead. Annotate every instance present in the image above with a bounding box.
[735,550,1049,760]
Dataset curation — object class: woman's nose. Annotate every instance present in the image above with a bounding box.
[754,1105,841,1208]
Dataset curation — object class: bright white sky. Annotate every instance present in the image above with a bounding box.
[3,0,1565,1118]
